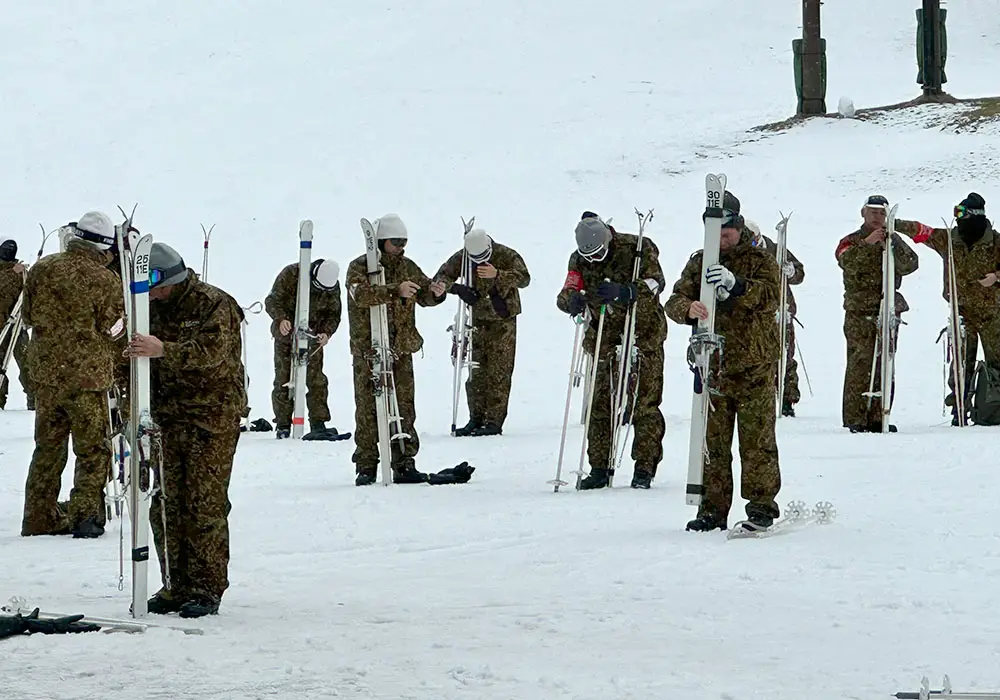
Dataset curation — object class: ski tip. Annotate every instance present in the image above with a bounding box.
[299,220,314,238]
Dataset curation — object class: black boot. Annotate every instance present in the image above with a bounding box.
[392,465,429,484]
[25,395,35,411]
[686,513,727,532]
[579,468,610,490]
[71,517,105,539]
[355,470,377,486]
[275,426,290,439]
[147,590,185,615]
[453,418,483,437]
[468,422,502,437]
[309,420,327,433]
[630,469,653,489]
[178,595,219,619]
[781,402,795,417]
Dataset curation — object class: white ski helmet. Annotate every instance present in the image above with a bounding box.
[375,214,407,242]
[311,258,340,291]
[73,211,115,251]
[464,229,492,263]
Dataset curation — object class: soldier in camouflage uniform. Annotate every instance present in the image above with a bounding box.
[664,192,783,532]
[126,242,246,619]
[746,220,806,416]
[895,193,1000,424]
[264,257,344,438]
[345,214,447,486]
[0,239,35,410]
[433,228,530,436]
[20,212,125,539]
[555,211,667,490]
[835,195,919,432]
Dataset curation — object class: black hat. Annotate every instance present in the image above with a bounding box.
[722,191,740,215]
[0,239,16,262]
[864,194,889,209]
[581,211,599,220]
[956,192,986,219]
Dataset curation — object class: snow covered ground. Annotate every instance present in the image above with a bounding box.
[3,0,1000,697]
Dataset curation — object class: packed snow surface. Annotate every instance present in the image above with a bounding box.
[3,1,1000,698]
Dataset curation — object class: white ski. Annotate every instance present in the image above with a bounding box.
[685,174,726,507]
[289,221,313,438]
[727,500,836,540]
[361,218,410,486]
[449,215,477,435]
[3,598,202,635]
[127,231,154,618]
[200,223,215,282]
[775,211,792,416]
[943,217,967,426]
[879,205,899,433]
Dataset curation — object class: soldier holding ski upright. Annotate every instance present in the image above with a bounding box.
[126,243,247,619]
[20,212,124,539]
[556,211,667,490]
[345,214,446,486]
[746,220,805,416]
[665,192,783,532]
[434,228,530,437]
[895,193,1000,424]
[265,257,346,439]
[0,238,35,410]
[835,195,919,433]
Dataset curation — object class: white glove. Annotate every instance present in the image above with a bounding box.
[782,261,795,278]
[706,263,736,300]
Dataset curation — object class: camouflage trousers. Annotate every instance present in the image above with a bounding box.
[700,363,781,521]
[150,421,240,603]
[21,385,110,535]
[946,313,1000,411]
[842,312,899,428]
[0,327,33,408]
[587,342,665,476]
[351,352,419,474]
[271,340,329,428]
[781,319,800,405]
[465,319,517,427]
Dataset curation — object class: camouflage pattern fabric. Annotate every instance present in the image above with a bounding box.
[586,341,665,476]
[264,263,342,426]
[148,272,246,603]
[351,352,419,475]
[149,271,248,432]
[21,385,110,534]
[463,319,517,427]
[664,227,782,372]
[664,226,782,521]
[783,319,800,405]
[754,233,804,315]
[150,423,240,602]
[841,312,898,427]
[345,251,445,357]
[434,241,531,322]
[270,341,329,427]
[835,228,918,316]
[755,233,804,406]
[701,363,781,522]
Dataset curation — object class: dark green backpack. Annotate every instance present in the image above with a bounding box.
[970,361,1000,426]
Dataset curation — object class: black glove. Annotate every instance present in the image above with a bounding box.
[248,418,273,432]
[450,283,480,306]
[566,291,587,316]
[597,280,637,306]
[0,608,101,637]
[489,287,511,318]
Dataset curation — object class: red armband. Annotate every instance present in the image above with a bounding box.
[913,223,933,244]
[563,270,583,291]
[835,237,852,260]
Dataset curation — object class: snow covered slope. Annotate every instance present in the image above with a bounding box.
[3,1,1000,698]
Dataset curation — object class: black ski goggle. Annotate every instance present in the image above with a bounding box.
[955,204,985,220]
[386,237,406,247]
[702,209,739,226]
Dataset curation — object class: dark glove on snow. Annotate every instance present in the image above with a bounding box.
[566,291,587,316]
[450,283,480,306]
[597,281,637,306]
[0,608,101,638]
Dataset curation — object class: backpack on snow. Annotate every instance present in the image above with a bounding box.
[969,360,1000,426]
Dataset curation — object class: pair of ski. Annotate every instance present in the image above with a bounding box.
[549,208,654,492]
[284,221,349,442]
[448,216,478,435]
[860,204,900,433]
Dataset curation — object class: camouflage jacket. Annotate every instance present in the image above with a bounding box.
[754,234,804,316]
[664,227,781,372]
[555,231,667,353]
[434,241,530,323]
[896,218,1000,321]
[835,226,918,316]
[345,251,445,356]
[0,260,24,324]
[149,271,248,431]
[264,262,342,343]
[22,241,124,391]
